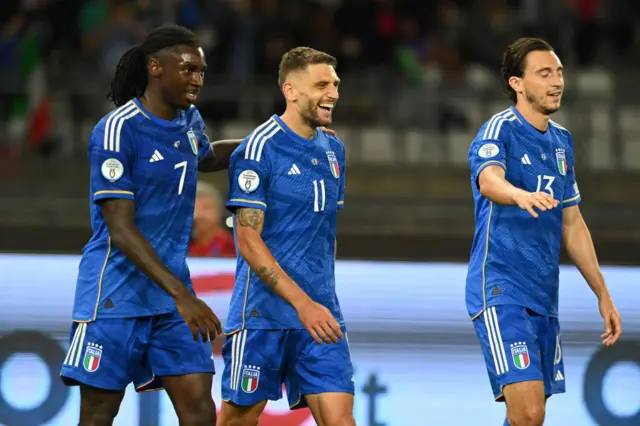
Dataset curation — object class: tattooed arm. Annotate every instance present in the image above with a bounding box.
[235,207,344,343]
[234,208,312,308]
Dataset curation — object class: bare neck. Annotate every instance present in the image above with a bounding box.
[280,108,316,140]
[140,87,178,121]
[515,101,549,132]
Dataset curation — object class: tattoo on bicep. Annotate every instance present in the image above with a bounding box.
[237,208,264,230]
[254,266,279,290]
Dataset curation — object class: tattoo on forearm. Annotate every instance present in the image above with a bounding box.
[237,208,263,230]
[254,266,279,290]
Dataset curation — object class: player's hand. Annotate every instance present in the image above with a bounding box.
[513,191,559,218]
[175,290,223,342]
[296,299,343,344]
[319,126,337,136]
[598,296,622,346]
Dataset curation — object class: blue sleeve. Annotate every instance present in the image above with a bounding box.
[197,131,212,162]
[191,108,212,162]
[337,141,346,210]
[89,122,136,203]
[468,128,509,183]
[226,142,270,212]
[563,136,581,208]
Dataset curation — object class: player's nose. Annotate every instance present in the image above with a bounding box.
[191,73,204,87]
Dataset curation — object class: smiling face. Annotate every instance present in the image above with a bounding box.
[148,44,207,110]
[285,63,340,127]
[510,50,564,115]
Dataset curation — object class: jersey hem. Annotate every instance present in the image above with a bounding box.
[72,308,177,321]
[467,301,558,320]
[224,320,345,334]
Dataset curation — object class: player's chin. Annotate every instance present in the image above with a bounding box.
[314,114,333,127]
[178,94,197,109]
[542,103,561,115]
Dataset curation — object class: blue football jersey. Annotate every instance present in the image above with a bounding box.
[224,114,346,332]
[72,98,212,321]
[466,106,581,319]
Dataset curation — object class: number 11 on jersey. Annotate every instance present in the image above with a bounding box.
[313,179,325,212]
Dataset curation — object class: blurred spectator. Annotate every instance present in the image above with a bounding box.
[188,182,236,258]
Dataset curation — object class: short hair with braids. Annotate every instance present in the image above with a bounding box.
[107,25,200,106]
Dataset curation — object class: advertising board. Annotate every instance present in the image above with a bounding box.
[0,255,638,425]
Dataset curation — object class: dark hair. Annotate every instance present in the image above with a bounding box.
[107,25,200,106]
[277,47,337,88]
[501,37,554,104]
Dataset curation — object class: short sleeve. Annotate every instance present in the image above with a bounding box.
[197,130,212,162]
[190,107,213,162]
[225,144,270,212]
[89,123,136,203]
[337,143,346,210]
[562,138,581,208]
[469,136,508,183]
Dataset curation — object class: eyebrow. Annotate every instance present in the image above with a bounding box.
[181,60,207,70]
[536,66,563,73]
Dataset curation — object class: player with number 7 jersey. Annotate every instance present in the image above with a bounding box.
[72,99,213,322]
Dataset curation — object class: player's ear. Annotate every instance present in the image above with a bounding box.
[282,81,297,102]
[148,57,163,79]
[508,76,522,95]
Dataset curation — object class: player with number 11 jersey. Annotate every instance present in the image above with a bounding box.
[219,47,354,425]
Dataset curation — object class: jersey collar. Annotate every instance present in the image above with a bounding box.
[509,106,553,142]
[132,98,186,129]
[272,114,320,144]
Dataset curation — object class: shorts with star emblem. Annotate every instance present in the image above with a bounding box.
[472,304,566,401]
[59,311,215,392]
[221,327,354,409]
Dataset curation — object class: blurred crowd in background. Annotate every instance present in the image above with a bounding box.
[1,0,640,159]
[1,0,640,260]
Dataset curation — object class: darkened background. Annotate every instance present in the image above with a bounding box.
[1,0,638,264]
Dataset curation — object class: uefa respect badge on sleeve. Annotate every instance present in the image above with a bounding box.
[101,158,124,182]
[238,170,260,193]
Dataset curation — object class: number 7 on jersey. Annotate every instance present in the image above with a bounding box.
[174,161,187,195]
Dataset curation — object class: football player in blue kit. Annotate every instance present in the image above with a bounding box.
[59,25,241,426]
[218,47,355,426]
[466,38,622,426]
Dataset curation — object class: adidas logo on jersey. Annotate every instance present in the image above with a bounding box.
[521,154,532,165]
[288,164,301,175]
[150,150,164,162]
[555,370,564,381]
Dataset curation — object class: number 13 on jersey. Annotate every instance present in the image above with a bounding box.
[536,174,555,198]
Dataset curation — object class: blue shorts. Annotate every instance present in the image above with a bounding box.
[221,327,354,409]
[473,305,566,401]
[59,311,215,392]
